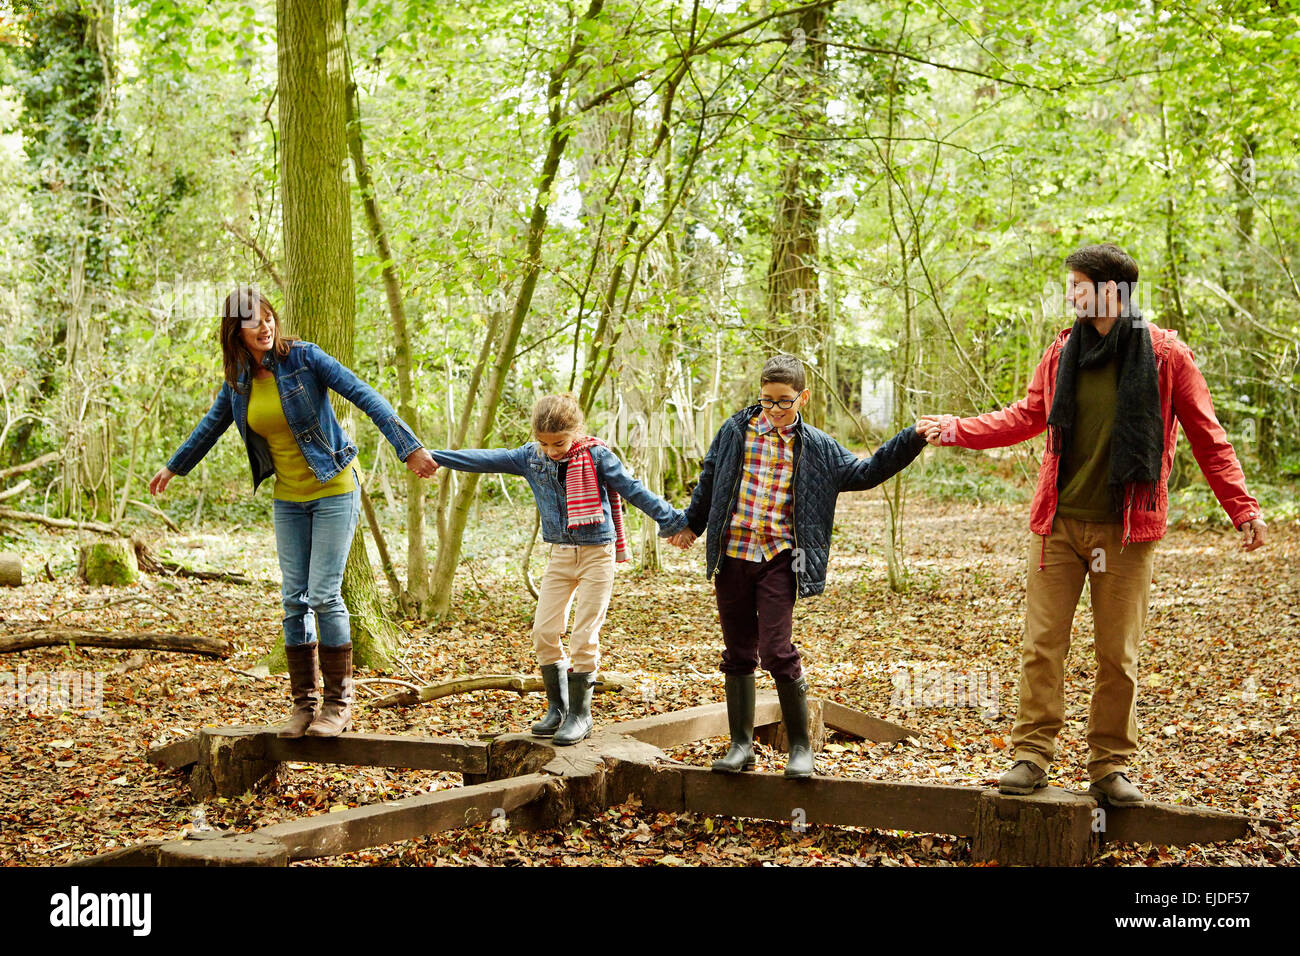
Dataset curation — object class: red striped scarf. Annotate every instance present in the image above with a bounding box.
[562,436,629,562]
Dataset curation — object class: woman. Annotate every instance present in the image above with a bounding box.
[150,287,435,738]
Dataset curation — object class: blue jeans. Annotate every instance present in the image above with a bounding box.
[273,482,361,647]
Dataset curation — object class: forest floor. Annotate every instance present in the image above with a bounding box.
[1,484,1297,867]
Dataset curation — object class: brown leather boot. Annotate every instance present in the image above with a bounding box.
[306,643,354,737]
[276,643,320,738]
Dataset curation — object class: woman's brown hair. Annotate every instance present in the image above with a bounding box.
[219,287,294,390]
[531,393,585,436]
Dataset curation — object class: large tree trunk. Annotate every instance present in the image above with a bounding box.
[274,0,402,671]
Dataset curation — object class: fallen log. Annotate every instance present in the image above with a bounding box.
[0,479,31,502]
[132,540,250,585]
[0,451,59,483]
[368,671,631,709]
[126,499,181,533]
[0,628,231,657]
[0,507,116,534]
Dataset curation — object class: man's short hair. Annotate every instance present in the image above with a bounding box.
[1065,242,1140,312]
[761,354,806,393]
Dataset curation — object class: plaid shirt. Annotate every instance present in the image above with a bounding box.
[724,412,798,562]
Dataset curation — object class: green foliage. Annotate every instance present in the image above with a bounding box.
[1,0,1296,533]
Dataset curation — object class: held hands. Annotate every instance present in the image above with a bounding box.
[405,449,438,479]
[916,415,953,447]
[1239,517,1267,552]
[148,467,176,497]
[668,528,698,550]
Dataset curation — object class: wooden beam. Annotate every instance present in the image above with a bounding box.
[820,700,918,743]
[255,774,555,859]
[614,696,784,748]
[1099,800,1253,847]
[263,731,489,774]
[672,765,981,836]
[150,726,489,774]
[147,735,202,770]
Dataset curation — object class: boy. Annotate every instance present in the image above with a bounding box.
[671,355,929,777]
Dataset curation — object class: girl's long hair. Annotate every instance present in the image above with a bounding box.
[219,287,295,390]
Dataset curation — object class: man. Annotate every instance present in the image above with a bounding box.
[920,242,1267,806]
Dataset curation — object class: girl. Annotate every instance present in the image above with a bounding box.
[429,393,687,745]
[149,287,435,738]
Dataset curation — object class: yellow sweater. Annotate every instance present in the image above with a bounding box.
[248,375,359,501]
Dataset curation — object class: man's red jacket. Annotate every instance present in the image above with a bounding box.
[940,322,1261,550]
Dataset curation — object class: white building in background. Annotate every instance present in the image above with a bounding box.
[860,370,893,430]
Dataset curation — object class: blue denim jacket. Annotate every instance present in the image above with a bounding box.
[166,341,423,492]
[430,443,688,546]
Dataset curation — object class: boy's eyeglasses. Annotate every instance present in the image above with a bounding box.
[759,398,799,409]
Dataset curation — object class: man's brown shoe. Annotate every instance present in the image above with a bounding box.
[998,760,1048,795]
[1088,771,1144,807]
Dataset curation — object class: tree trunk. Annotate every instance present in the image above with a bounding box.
[275,0,402,671]
[77,539,138,586]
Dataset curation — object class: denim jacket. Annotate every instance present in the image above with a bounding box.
[430,443,688,546]
[166,341,423,492]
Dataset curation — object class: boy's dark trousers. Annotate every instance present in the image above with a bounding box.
[714,550,801,681]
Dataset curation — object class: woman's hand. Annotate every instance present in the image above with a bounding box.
[405,448,438,479]
[149,467,176,497]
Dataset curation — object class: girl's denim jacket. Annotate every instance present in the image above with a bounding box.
[430,443,688,546]
[166,341,423,491]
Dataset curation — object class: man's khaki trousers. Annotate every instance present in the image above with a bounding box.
[1013,515,1157,782]
[532,542,616,674]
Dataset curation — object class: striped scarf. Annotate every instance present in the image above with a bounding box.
[562,436,629,563]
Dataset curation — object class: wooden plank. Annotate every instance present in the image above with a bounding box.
[149,725,488,774]
[67,840,166,867]
[158,834,288,867]
[680,765,981,836]
[614,696,784,748]
[256,774,555,859]
[147,735,202,769]
[263,732,489,774]
[820,700,918,743]
[1099,801,1253,847]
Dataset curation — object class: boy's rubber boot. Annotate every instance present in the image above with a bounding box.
[711,672,756,773]
[277,642,320,738]
[775,675,815,779]
[553,671,595,746]
[307,644,354,737]
[530,662,569,737]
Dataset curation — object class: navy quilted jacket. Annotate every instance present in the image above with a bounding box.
[684,405,927,598]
